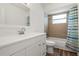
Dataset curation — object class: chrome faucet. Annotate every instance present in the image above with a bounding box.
[18,27,26,35]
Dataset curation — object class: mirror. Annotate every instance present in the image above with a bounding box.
[0,3,30,26]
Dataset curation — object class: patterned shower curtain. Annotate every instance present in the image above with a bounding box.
[66,5,79,51]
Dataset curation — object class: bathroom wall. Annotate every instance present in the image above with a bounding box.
[29,3,45,33]
[44,14,48,33]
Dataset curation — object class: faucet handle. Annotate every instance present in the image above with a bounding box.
[18,27,26,35]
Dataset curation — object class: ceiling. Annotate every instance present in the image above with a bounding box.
[41,3,76,15]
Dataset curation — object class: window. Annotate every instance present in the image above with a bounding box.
[52,13,67,24]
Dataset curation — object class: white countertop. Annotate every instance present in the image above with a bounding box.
[0,33,46,48]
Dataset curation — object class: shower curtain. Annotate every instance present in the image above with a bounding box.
[66,5,79,51]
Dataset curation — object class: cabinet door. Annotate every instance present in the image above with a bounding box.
[26,41,41,56]
[11,48,26,56]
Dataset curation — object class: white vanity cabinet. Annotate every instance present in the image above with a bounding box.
[11,41,42,56]
[10,48,26,56]
[0,34,46,56]
[13,35,46,56]
[26,35,46,56]
[26,41,41,56]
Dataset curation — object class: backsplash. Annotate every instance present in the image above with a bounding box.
[0,24,30,36]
